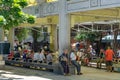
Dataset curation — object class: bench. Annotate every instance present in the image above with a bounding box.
[53,63,76,75]
[88,62,106,69]
[5,60,54,69]
[5,60,76,75]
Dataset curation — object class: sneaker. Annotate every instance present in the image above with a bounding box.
[63,73,67,76]
[77,73,83,75]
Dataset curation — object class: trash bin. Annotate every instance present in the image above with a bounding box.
[0,42,10,55]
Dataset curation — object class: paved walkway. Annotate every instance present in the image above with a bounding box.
[0,66,119,80]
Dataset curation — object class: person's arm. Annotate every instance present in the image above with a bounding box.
[69,53,72,64]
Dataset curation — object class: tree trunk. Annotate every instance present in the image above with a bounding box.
[32,27,38,52]
[98,32,103,48]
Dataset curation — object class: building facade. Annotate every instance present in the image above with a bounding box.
[7,0,120,53]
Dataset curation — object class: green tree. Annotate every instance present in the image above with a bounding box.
[15,28,29,42]
[31,27,47,52]
[75,32,100,44]
[0,0,35,29]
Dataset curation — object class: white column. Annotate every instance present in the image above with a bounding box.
[54,25,58,51]
[59,0,70,54]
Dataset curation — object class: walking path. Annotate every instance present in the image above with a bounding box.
[0,66,119,80]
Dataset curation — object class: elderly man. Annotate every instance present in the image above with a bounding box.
[59,49,70,76]
[70,48,83,75]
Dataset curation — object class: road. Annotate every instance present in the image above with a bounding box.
[0,66,119,80]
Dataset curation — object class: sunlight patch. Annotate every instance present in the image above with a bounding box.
[1,74,52,80]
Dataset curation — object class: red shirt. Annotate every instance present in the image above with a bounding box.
[105,49,114,61]
[8,52,14,60]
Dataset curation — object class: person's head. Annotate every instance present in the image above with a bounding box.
[100,49,104,53]
[107,46,111,49]
[89,45,92,48]
[41,49,44,53]
[71,43,76,49]
[63,49,68,54]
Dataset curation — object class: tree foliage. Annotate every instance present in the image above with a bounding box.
[0,0,35,29]
[75,32,100,42]
[15,28,29,42]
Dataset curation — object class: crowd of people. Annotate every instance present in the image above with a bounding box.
[8,40,56,66]
[59,41,120,76]
[7,40,120,76]
[8,49,54,65]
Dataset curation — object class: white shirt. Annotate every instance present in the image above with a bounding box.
[70,52,76,60]
[117,50,120,57]
[39,53,45,61]
[47,53,52,63]
[33,52,39,60]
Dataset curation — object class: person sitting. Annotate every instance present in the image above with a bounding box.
[8,51,14,60]
[22,50,28,62]
[27,50,34,62]
[117,48,120,58]
[77,49,84,65]
[39,49,45,63]
[14,51,20,61]
[46,51,53,65]
[59,49,70,76]
[33,52,39,63]
[70,48,83,75]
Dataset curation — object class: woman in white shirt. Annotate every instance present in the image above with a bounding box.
[39,49,45,63]
[33,52,39,63]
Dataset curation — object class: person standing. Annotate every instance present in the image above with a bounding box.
[59,49,70,76]
[105,46,114,72]
[70,49,83,75]
[97,49,105,69]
